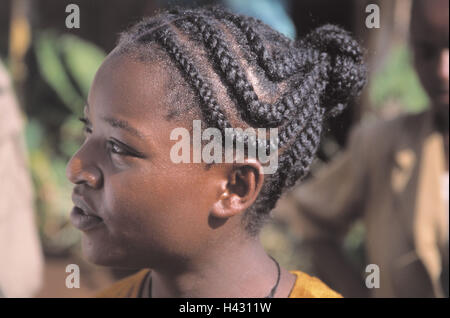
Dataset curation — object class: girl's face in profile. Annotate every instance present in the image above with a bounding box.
[66,51,232,269]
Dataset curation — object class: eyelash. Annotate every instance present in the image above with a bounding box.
[79,117,92,134]
[78,117,133,157]
[107,140,131,156]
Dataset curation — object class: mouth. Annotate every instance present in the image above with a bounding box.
[70,195,104,231]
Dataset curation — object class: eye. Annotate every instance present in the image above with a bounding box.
[107,140,129,156]
[79,117,92,134]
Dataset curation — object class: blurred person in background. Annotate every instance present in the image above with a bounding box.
[0,59,44,297]
[290,0,448,297]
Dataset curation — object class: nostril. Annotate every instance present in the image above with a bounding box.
[65,144,103,188]
[66,156,83,184]
[66,159,76,184]
[84,170,103,189]
[66,156,102,188]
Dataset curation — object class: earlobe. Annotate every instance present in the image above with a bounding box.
[210,159,264,219]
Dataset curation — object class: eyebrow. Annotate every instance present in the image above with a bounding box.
[102,116,144,139]
[84,103,144,139]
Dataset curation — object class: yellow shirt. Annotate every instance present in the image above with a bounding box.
[96,269,342,298]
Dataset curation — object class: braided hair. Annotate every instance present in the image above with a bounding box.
[116,7,367,235]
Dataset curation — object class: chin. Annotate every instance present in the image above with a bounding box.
[81,234,124,267]
[81,235,151,269]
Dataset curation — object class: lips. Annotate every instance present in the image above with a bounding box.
[70,194,104,231]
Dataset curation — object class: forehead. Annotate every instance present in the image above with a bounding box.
[88,50,170,123]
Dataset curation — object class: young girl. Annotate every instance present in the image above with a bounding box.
[66,7,366,298]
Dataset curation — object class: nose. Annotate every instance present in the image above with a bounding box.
[438,49,449,83]
[66,145,103,189]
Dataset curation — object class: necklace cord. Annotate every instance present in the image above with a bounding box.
[264,255,281,298]
[146,256,281,298]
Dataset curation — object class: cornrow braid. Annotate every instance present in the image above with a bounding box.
[243,107,325,231]
[176,15,282,127]
[212,9,303,81]
[276,59,329,148]
[143,25,232,132]
[117,7,367,235]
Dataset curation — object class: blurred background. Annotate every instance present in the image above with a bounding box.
[0,0,429,297]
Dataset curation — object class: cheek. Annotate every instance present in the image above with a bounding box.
[104,164,213,226]
[90,163,218,266]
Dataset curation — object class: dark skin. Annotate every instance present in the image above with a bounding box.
[305,0,449,297]
[411,0,449,168]
[66,50,296,297]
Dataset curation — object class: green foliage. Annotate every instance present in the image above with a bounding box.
[343,221,366,270]
[35,32,80,113]
[60,115,86,158]
[34,31,105,114]
[369,44,429,113]
[25,116,83,253]
[26,33,106,253]
[370,45,428,112]
[60,34,106,98]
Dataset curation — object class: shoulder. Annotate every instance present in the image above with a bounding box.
[96,269,151,298]
[344,111,431,165]
[350,111,430,147]
[288,271,342,298]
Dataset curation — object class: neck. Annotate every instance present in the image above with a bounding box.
[150,235,291,298]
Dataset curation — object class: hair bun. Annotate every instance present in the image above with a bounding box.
[303,24,367,117]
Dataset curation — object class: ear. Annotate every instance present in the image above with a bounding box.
[211,158,265,219]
